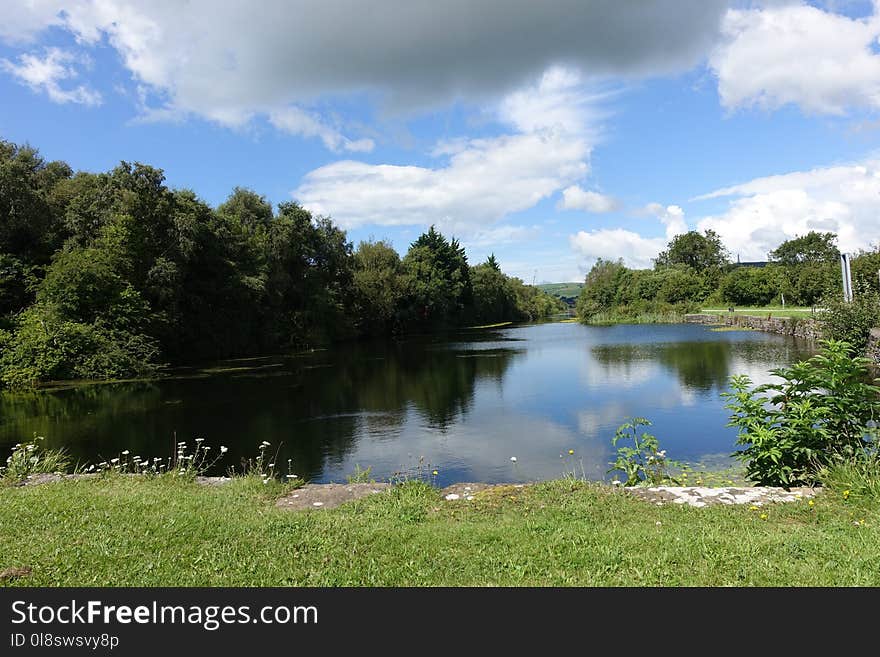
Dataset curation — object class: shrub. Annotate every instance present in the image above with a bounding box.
[818,284,880,353]
[722,339,880,486]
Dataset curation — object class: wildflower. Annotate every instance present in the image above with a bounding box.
[760,513,768,520]
[260,441,270,447]
[286,474,298,479]
[808,499,814,508]
[655,521,662,526]
[749,505,759,511]
[510,456,517,462]
[121,450,130,455]
[220,446,228,454]
[268,463,275,468]
[658,450,666,457]
[843,490,851,499]
[568,449,574,455]
[611,479,622,486]
[432,470,438,476]
[196,438,204,443]
[111,458,119,464]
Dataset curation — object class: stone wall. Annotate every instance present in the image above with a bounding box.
[868,328,880,364]
[684,313,823,341]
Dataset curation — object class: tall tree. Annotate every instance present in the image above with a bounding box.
[402,226,471,327]
[654,230,729,272]
[769,231,840,265]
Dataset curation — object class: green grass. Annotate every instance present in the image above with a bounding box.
[582,311,690,325]
[1,474,877,586]
[701,307,818,319]
[537,282,584,298]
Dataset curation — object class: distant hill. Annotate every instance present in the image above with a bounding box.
[537,282,584,299]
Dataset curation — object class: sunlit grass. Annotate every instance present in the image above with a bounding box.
[2,475,877,586]
[701,307,818,319]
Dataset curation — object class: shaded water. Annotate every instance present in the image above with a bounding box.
[0,322,815,485]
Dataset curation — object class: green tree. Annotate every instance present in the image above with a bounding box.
[576,258,628,319]
[654,230,729,272]
[352,240,405,336]
[470,256,517,324]
[769,231,840,265]
[402,226,471,327]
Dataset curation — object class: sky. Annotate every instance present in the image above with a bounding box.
[2,1,880,283]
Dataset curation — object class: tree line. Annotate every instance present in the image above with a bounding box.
[0,139,564,389]
[576,228,880,326]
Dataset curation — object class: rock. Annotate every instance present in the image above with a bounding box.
[275,482,391,511]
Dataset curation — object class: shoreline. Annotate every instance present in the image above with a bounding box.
[9,472,818,509]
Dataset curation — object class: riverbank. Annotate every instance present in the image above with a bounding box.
[1,474,875,586]
[685,312,822,340]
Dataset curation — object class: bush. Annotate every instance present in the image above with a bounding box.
[0,304,160,388]
[818,285,880,353]
[722,339,880,486]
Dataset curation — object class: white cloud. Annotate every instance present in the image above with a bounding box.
[643,203,688,239]
[694,159,880,260]
[294,67,595,230]
[0,1,68,44]
[569,202,689,269]
[1,1,727,129]
[569,229,667,270]
[711,3,880,114]
[558,186,619,213]
[268,108,374,153]
[463,225,541,249]
[0,47,101,105]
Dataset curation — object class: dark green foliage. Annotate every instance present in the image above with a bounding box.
[576,258,628,319]
[723,340,880,486]
[818,284,880,352]
[654,229,728,272]
[0,139,560,388]
[851,249,880,295]
[718,266,781,306]
[353,240,405,336]
[401,226,472,328]
[470,259,517,324]
[769,231,840,265]
[576,259,703,322]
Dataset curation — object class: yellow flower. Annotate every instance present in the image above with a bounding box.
[432,470,438,476]
[843,490,851,499]
[808,499,814,508]
[760,513,768,520]
[568,449,574,455]
[749,505,759,511]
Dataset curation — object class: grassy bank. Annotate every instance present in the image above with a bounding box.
[1,474,876,586]
[701,307,818,319]
[580,311,690,325]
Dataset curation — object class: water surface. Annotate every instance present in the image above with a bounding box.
[0,322,815,484]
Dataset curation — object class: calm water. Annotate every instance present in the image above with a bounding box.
[0,322,815,485]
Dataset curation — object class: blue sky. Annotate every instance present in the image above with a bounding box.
[2,0,880,282]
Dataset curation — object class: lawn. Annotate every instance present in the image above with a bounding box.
[701,306,820,319]
[1,475,875,586]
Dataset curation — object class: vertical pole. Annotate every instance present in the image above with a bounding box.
[840,253,853,302]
